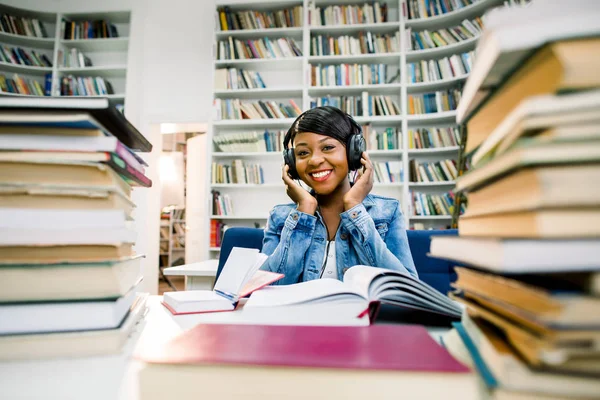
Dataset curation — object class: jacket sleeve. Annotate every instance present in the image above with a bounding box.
[260,207,317,285]
[340,202,418,278]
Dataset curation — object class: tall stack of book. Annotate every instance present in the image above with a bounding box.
[431,3,600,398]
[0,97,152,361]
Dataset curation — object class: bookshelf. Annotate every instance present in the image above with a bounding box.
[0,4,130,109]
[207,0,504,257]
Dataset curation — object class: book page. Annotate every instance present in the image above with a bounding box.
[245,279,364,307]
[214,247,259,299]
[342,265,389,299]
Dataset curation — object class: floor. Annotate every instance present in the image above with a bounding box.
[158,275,185,295]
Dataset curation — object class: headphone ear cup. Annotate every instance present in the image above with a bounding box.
[347,134,366,171]
[283,148,299,180]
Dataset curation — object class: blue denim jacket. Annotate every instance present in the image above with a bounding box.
[260,194,417,285]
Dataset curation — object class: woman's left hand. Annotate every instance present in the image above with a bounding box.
[343,152,374,210]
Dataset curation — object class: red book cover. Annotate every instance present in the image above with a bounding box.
[137,324,469,373]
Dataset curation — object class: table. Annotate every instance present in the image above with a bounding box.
[0,295,452,400]
[163,260,218,290]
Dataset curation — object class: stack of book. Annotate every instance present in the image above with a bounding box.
[406,18,483,51]
[407,51,473,83]
[410,191,462,217]
[404,0,476,19]
[211,160,264,185]
[310,93,400,117]
[309,1,388,25]
[431,3,600,398]
[0,13,48,37]
[62,19,119,40]
[407,126,460,149]
[0,97,152,361]
[0,45,53,67]
[372,161,403,183]
[362,125,402,150]
[310,63,391,87]
[0,73,48,96]
[213,130,285,153]
[409,159,457,183]
[211,190,233,216]
[60,75,115,97]
[213,68,266,90]
[217,5,303,31]
[216,37,302,60]
[216,99,301,120]
[408,88,461,114]
[311,32,400,56]
[58,47,93,68]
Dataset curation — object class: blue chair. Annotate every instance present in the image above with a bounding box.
[215,227,459,294]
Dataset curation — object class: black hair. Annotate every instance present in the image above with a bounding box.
[283,106,361,149]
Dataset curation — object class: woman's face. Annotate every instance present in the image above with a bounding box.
[293,131,349,195]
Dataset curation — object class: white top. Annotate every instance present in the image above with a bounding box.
[321,241,338,280]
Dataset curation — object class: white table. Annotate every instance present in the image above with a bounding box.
[0,295,451,400]
[162,260,219,290]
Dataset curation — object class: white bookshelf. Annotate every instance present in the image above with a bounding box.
[206,0,504,258]
[0,4,131,107]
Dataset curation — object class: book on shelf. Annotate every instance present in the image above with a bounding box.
[409,159,458,183]
[62,19,119,40]
[244,265,462,325]
[211,159,264,184]
[466,38,600,159]
[457,0,600,124]
[362,125,402,150]
[404,0,477,20]
[406,17,483,51]
[408,126,460,149]
[310,31,400,56]
[163,247,283,315]
[309,1,389,25]
[408,88,461,114]
[214,68,266,90]
[211,190,233,216]
[408,51,473,83]
[58,47,93,68]
[136,323,475,400]
[310,63,393,87]
[217,37,302,60]
[0,13,48,38]
[217,98,300,120]
[210,219,229,248]
[310,93,400,117]
[372,161,403,183]
[216,5,303,31]
[0,73,47,96]
[0,45,53,67]
[60,75,115,97]
[410,191,462,217]
[213,129,284,153]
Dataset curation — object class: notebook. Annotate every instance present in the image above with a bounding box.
[162,247,283,315]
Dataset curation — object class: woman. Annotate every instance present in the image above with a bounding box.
[260,106,417,284]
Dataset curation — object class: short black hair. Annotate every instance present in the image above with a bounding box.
[283,106,361,149]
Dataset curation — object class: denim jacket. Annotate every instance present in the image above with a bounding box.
[260,194,417,285]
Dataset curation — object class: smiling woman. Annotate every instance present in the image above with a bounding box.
[260,106,417,284]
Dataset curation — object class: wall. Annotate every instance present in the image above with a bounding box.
[2,0,217,293]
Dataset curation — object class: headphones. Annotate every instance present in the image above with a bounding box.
[283,110,366,180]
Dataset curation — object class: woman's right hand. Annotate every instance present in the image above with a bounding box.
[282,164,317,215]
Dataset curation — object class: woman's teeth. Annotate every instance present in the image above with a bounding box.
[312,171,331,178]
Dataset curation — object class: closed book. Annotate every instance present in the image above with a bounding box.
[136,324,475,400]
[0,243,133,264]
[0,293,147,361]
[0,256,142,302]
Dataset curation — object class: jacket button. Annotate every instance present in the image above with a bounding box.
[343,267,349,274]
[351,212,358,219]
[340,233,348,240]
[292,213,299,221]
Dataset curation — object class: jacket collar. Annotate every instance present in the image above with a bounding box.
[363,194,375,209]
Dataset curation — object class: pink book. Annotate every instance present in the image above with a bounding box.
[138,323,469,373]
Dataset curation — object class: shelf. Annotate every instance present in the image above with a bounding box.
[211,215,268,220]
[59,94,126,101]
[210,247,221,251]
[409,215,452,220]
[212,151,283,158]
[58,65,128,78]
[213,118,296,128]
[373,182,403,187]
[0,61,52,74]
[368,149,403,156]
[409,181,456,188]
[61,37,130,52]
[309,22,400,35]
[405,0,503,30]
[308,52,401,64]
[211,183,282,189]
[309,83,401,96]
[405,37,479,62]
[407,146,460,155]
[406,110,457,123]
[214,87,303,99]
[353,115,402,124]
[406,75,468,93]
[0,31,55,49]
[216,27,303,39]
[214,57,302,68]
[0,92,48,97]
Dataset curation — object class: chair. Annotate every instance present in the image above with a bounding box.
[215,227,459,294]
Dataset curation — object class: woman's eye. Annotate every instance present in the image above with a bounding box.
[297,150,309,157]
[323,145,334,151]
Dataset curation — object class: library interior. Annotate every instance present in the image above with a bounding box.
[0,0,599,399]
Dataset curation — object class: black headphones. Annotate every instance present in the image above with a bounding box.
[283,111,366,180]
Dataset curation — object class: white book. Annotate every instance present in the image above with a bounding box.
[0,227,136,245]
[0,293,147,361]
[457,0,600,123]
[0,285,138,335]
[0,208,127,229]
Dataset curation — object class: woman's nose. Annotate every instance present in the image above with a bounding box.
[308,152,324,166]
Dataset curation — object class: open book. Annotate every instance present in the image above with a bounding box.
[244,265,462,324]
[162,247,283,315]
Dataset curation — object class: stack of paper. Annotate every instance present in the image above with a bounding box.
[0,97,152,360]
